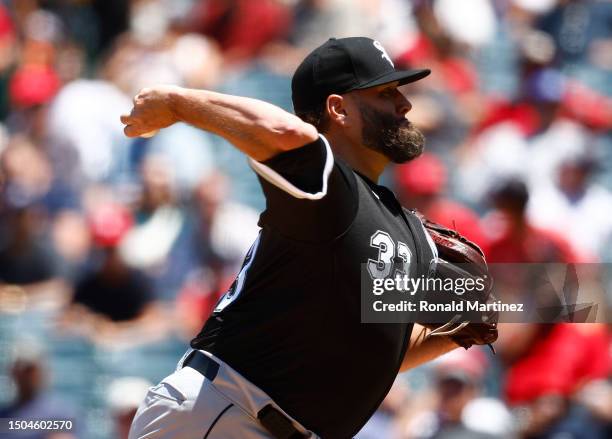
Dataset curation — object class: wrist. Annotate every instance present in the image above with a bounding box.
[166,85,187,123]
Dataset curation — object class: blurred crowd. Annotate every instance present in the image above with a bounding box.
[0,0,610,438]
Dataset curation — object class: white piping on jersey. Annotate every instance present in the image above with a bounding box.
[214,232,262,313]
[416,218,439,275]
[248,134,334,200]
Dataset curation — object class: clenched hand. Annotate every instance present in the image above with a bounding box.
[120,85,181,138]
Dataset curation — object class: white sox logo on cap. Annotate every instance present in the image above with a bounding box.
[373,40,394,68]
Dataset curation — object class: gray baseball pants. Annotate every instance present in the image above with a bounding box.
[128,349,319,439]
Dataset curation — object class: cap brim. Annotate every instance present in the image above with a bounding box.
[355,68,431,90]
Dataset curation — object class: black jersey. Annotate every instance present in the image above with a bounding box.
[191,135,436,438]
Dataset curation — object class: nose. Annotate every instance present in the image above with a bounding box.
[397,95,412,117]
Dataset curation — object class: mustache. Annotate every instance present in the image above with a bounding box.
[398,118,413,126]
[358,102,425,164]
[386,116,415,132]
[382,118,420,139]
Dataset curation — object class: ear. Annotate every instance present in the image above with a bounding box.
[326,94,349,127]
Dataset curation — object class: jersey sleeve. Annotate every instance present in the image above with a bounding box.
[249,134,357,242]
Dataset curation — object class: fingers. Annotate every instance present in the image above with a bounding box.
[121,113,157,138]
[121,88,158,137]
[121,113,138,137]
[123,124,143,138]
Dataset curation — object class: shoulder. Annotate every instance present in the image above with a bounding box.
[249,134,333,199]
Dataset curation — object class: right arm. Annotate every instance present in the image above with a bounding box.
[122,85,356,241]
[120,85,318,161]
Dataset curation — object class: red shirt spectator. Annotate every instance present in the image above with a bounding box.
[487,224,580,263]
[395,153,489,253]
[484,178,586,263]
[191,0,292,63]
[505,323,610,405]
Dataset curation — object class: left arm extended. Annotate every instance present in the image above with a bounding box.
[399,323,459,372]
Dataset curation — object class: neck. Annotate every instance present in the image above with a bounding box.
[324,132,389,182]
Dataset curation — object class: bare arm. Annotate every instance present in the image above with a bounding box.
[120,85,319,161]
[399,323,459,372]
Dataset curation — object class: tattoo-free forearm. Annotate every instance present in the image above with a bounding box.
[399,323,459,372]
[168,88,318,161]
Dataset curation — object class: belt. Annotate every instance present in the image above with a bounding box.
[183,351,309,439]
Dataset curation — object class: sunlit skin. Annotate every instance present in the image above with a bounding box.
[322,81,422,182]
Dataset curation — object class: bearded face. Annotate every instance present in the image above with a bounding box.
[358,103,425,164]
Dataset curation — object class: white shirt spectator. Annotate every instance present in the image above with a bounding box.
[456,119,590,204]
[46,80,132,182]
[528,182,612,259]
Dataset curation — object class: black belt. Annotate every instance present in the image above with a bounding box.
[183,350,219,381]
[183,351,309,439]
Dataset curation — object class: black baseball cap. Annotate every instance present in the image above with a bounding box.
[291,37,430,114]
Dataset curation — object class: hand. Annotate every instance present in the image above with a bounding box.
[120,85,180,137]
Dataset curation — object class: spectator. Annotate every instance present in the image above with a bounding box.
[144,123,217,194]
[175,171,260,335]
[0,340,79,439]
[0,204,57,285]
[189,0,292,65]
[528,154,612,260]
[290,0,378,51]
[174,263,231,337]
[4,7,63,144]
[484,179,583,263]
[498,323,611,438]
[456,67,595,205]
[71,203,153,322]
[45,78,132,185]
[357,379,409,439]
[0,3,17,119]
[107,377,152,439]
[192,171,260,268]
[91,0,130,56]
[0,123,73,306]
[119,155,196,299]
[405,349,512,438]
[60,203,168,348]
[395,152,488,253]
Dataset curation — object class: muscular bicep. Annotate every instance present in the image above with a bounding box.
[251,135,358,242]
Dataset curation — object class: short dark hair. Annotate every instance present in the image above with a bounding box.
[296,101,330,133]
[491,179,529,213]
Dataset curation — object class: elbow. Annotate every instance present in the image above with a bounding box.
[268,118,319,152]
[243,116,319,161]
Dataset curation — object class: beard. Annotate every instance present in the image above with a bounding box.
[359,103,425,164]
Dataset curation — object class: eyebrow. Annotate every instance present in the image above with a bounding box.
[379,85,396,93]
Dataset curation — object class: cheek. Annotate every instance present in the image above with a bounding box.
[347,120,364,143]
[345,107,365,135]
[354,112,366,133]
[343,99,361,127]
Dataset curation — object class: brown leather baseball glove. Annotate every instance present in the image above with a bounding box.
[415,212,498,352]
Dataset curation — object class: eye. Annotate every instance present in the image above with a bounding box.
[380,88,396,98]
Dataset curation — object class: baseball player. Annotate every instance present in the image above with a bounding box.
[121,37,495,439]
